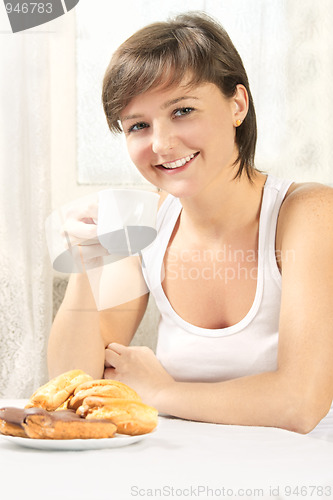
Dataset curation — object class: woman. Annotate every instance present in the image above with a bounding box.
[48,12,333,433]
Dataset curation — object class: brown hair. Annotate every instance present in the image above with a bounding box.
[102,12,257,179]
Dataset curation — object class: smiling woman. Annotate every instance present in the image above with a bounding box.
[48,11,333,434]
[102,13,256,180]
[117,80,247,199]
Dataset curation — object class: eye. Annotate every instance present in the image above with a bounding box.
[127,122,149,133]
[173,107,195,117]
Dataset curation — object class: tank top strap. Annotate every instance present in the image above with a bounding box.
[260,175,294,284]
[142,175,293,296]
[155,194,181,232]
[141,194,181,291]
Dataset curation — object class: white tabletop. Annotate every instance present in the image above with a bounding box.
[0,400,332,500]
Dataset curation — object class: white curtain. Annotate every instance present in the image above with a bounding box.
[284,0,333,182]
[0,33,53,397]
[206,0,333,183]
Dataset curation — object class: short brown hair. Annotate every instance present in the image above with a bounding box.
[102,12,257,179]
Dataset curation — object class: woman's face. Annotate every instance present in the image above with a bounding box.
[120,79,242,199]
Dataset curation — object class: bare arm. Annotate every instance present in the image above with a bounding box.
[105,184,333,433]
[47,268,149,379]
[47,190,168,380]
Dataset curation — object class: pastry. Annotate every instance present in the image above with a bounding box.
[78,396,158,435]
[69,379,141,410]
[25,369,93,411]
[0,406,117,440]
[23,408,117,440]
[55,395,73,410]
[0,407,28,437]
[1,373,158,439]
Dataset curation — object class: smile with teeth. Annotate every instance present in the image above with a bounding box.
[160,153,197,169]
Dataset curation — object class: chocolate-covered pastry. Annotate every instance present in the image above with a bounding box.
[24,409,117,439]
[0,407,117,440]
[0,407,28,437]
[0,407,54,437]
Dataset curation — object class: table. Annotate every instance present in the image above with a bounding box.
[1,400,333,500]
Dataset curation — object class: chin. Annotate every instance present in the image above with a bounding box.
[164,184,201,200]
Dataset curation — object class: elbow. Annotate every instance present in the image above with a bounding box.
[282,395,331,435]
[287,415,320,435]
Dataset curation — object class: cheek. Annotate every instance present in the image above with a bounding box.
[208,118,235,150]
[126,140,148,167]
[180,122,205,148]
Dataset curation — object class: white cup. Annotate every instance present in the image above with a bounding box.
[45,189,159,274]
[97,188,159,257]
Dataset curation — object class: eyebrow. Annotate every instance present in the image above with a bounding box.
[121,95,199,122]
[161,95,199,109]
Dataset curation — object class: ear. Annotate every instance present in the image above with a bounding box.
[233,84,249,127]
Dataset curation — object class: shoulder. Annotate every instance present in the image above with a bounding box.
[277,181,333,254]
[279,181,333,231]
[283,181,333,205]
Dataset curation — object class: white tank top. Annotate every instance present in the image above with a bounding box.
[141,175,293,382]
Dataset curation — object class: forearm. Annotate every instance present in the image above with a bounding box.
[47,273,105,379]
[156,371,312,432]
[47,307,105,380]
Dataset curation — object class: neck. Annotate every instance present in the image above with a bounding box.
[179,169,267,242]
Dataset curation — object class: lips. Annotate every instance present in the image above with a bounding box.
[157,152,199,170]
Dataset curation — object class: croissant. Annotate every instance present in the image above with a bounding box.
[25,369,93,411]
[69,379,141,410]
[78,396,158,435]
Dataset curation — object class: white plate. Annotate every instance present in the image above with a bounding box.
[0,431,155,451]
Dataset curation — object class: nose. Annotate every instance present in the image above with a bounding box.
[151,122,177,155]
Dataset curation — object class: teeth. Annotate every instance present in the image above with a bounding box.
[162,153,196,169]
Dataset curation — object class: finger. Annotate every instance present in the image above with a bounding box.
[105,347,121,368]
[62,232,99,248]
[62,219,98,243]
[64,196,99,221]
[104,367,117,379]
[107,343,128,355]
